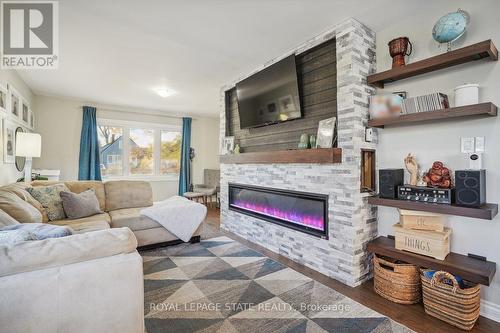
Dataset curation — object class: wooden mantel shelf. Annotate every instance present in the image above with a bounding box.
[367,236,496,286]
[220,148,342,164]
[368,40,498,88]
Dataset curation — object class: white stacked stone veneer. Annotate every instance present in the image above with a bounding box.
[219,18,377,286]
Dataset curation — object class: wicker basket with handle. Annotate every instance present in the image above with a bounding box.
[421,269,481,331]
[373,255,421,304]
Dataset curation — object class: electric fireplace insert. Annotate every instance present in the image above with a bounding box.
[228,183,328,239]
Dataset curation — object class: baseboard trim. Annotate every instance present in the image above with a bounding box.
[481,300,500,323]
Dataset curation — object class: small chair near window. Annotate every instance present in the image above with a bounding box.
[188,169,220,207]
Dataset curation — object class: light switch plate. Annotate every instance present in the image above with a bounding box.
[475,136,485,153]
[365,127,373,142]
[461,137,475,153]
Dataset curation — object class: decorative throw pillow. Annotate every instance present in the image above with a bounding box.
[60,189,103,219]
[0,209,20,227]
[0,229,37,245]
[0,192,42,223]
[1,223,73,240]
[27,184,70,221]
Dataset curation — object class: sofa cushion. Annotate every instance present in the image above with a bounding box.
[51,220,110,234]
[2,223,73,240]
[105,181,153,211]
[0,192,42,223]
[27,184,70,221]
[0,227,137,278]
[0,209,20,227]
[49,212,111,226]
[1,183,49,222]
[64,181,106,211]
[61,189,103,219]
[109,207,160,231]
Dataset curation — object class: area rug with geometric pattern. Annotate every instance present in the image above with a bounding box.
[141,236,414,333]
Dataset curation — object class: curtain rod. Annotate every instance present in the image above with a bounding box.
[82,104,200,120]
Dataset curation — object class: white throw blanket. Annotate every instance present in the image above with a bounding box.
[140,196,207,242]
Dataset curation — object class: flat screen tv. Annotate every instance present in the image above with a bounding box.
[236,55,302,129]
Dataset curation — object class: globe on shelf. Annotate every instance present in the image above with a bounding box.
[432,9,470,52]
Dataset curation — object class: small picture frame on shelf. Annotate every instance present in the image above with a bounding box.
[221,136,235,155]
[316,117,336,148]
[369,94,404,119]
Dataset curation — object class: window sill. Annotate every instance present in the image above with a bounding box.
[102,175,179,182]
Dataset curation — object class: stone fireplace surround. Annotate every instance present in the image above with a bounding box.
[219,18,377,287]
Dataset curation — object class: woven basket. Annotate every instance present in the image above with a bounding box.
[373,255,421,304]
[421,269,481,331]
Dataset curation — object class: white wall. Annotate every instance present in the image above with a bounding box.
[0,70,34,185]
[33,94,220,200]
[375,0,500,309]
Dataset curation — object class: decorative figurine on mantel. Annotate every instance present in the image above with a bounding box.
[404,153,419,186]
[298,133,309,149]
[423,161,452,188]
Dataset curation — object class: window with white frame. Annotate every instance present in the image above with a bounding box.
[97,119,182,179]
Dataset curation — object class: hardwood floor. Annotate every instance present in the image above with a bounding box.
[204,208,500,333]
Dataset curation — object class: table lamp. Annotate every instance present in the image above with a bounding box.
[15,133,41,182]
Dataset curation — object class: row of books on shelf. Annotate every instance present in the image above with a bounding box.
[368,92,450,120]
[401,92,450,114]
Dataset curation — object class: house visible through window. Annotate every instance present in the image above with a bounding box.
[98,126,123,177]
[97,120,182,179]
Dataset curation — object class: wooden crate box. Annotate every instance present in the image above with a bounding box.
[394,223,451,260]
[399,209,444,232]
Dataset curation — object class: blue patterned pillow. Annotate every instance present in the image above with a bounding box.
[27,184,70,221]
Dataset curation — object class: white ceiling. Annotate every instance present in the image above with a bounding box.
[17,0,445,117]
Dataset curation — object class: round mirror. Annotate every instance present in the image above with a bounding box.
[15,127,25,172]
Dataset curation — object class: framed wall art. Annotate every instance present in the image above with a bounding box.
[3,120,16,164]
[0,83,8,116]
[22,100,29,124]
[10,89,20,120]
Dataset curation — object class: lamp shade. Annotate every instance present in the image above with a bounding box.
[15,133,41,157]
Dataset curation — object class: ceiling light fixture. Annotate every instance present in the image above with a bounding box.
[155,88,177,98]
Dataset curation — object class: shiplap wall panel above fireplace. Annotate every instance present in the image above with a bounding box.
[219,18,377,287]
[225,38,337,153]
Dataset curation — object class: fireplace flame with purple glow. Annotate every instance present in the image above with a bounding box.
[229,186,327,236]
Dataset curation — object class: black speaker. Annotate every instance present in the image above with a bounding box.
[379,169,404,199]
[455,170,486,207]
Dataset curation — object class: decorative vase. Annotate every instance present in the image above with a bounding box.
[309,134,316,148]
[298,133,309,149]
[388,37,412,68]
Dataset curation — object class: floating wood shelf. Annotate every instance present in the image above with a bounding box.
[220,148,342,164]
[367,40,498,88]
[367,196,498,220]
[368,102,497,128]
[367,236,496,286]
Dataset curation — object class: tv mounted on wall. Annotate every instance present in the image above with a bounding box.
[236,54,302,129]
